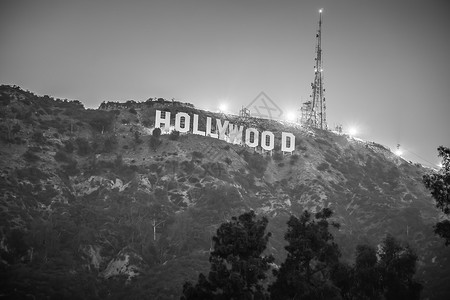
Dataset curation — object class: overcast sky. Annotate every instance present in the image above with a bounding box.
[1,0,449,167]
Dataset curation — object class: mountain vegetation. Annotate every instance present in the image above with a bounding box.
[0,85,449,299]
[423,146,450,245]
[182,211,273,300]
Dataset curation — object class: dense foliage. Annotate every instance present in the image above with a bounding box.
[182,209,422,300]
[182,211,274,300]
[269,208,342,299]
[423,146,450,245]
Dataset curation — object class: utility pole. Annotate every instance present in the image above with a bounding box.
[301,9,327,130]
[152,218,165,241]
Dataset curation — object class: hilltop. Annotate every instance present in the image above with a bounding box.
[0,85,449,299]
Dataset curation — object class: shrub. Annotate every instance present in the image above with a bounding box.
[317,162,330,171]
[169,130,180,141]
[149,135,161,151]
[84,110,116,133]
[32,131,45,144]
[75,137,91,156]
[243,152,268,177]
[62,160,79,176]
[316,138,332,148]
[273,151,284,161]
[234,172,255,190]
[290,154,300,165]
[103,135,118,152]
[134,131,142,144]
[192,151,204,159]
[0,93,11,106]
[152,127,162,138]
[16,166,48,183]
[54,150,71,163]
[23,150,40,163]
[142,119,152,127]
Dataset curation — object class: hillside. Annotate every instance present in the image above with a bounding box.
[0,85,449,299]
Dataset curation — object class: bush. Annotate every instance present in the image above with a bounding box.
[75,137,91,156]
[243,152,268,177]
[54,150,71,163]
[32,131,46,144]
[64,140,74,153]
[290,154,299,165]
[273,151,284,161]
[192,151,204,159]
[103,135,118,152]
[169,130,180,141]
[149,136,161,151]
[317,162,330,171]
[152,128,162,138]
[134,131,142,144]
[16,166,48,183]
[62,160,79,176]
[142,119,151,127]
[23,150,40,163]
[85,110,116,133]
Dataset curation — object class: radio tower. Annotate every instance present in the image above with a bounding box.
[301,8,327,130]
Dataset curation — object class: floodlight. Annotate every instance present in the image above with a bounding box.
[348,127,357,136]
[219,103,227,112]
[286,112,296,122]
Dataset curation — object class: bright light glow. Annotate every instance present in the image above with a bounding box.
[286,112,296,122]
[348,127,358,136]
[438,162,443,168]
[319,8,323,13]
[395,149,403,156]
[219,103,227,112]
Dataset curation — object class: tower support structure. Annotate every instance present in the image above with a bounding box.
[301,9,327,130]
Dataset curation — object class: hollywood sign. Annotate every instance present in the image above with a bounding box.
[154,110,295,153]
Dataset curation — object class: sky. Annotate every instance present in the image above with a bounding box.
[1,0,449,168]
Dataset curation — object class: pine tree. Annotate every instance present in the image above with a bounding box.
[350,244,381,299]
[181,211,274,300]
[269,208,342,300]
[378,235,422,300]
[347,235,422,300]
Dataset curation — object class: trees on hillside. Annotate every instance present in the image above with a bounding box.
[269,208,342,300]
[423,146,450,245]
[181,209,422,300]
[377,235,422,299]
[349,236,422,300]
[149,128,162,151]
[181,211,274,300]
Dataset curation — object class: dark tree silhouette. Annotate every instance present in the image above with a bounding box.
[423,146,450,245]
[350,244,381,299]
[269,208,342,300]
[152,127,162,138]
[181,211,274,300]
[378,235,422,300]
[342,236,422,300]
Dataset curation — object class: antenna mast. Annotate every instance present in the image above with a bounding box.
[301,9,327,130]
